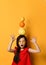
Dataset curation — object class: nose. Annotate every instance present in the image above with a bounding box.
[20,42,23,44]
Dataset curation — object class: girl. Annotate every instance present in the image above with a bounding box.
[8,35,40,65]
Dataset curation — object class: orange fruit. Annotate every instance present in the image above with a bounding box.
[19,21,25,27]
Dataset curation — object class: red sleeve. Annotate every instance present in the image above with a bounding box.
[13,47,17,54]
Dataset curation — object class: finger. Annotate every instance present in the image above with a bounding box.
[10,35,15,38]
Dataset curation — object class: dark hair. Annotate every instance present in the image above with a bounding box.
[13,35,27,63]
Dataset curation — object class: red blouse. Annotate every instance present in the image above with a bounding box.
[12,47,32,65]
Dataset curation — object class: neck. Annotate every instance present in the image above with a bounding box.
[20,48,24,50]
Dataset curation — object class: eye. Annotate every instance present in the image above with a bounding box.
[19,41,21,42]
[23,41,25,42]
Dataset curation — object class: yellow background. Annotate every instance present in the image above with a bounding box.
[0,0,46,65]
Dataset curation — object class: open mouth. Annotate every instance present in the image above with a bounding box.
[21,45,23,46]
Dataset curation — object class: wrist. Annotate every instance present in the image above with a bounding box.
[10,40,14,43]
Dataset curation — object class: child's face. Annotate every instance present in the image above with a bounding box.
[18,37,26,49]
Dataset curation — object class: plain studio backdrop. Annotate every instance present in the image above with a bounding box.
[0,0,46,65]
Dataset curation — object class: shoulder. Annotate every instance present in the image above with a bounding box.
[14,47,18,49]
[24,47,29,52]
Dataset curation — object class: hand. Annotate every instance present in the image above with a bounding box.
[10,34,16,42]
[30,37,37,43]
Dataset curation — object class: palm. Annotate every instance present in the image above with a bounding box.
[10,35,15,42]
[31,38,36,43]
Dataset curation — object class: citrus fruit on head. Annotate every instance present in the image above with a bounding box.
[19,21,25,27]
[19,17,25,27]
[18,28,25,35]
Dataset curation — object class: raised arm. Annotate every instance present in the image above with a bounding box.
[28,37,41,53]
[7,35,16,53]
